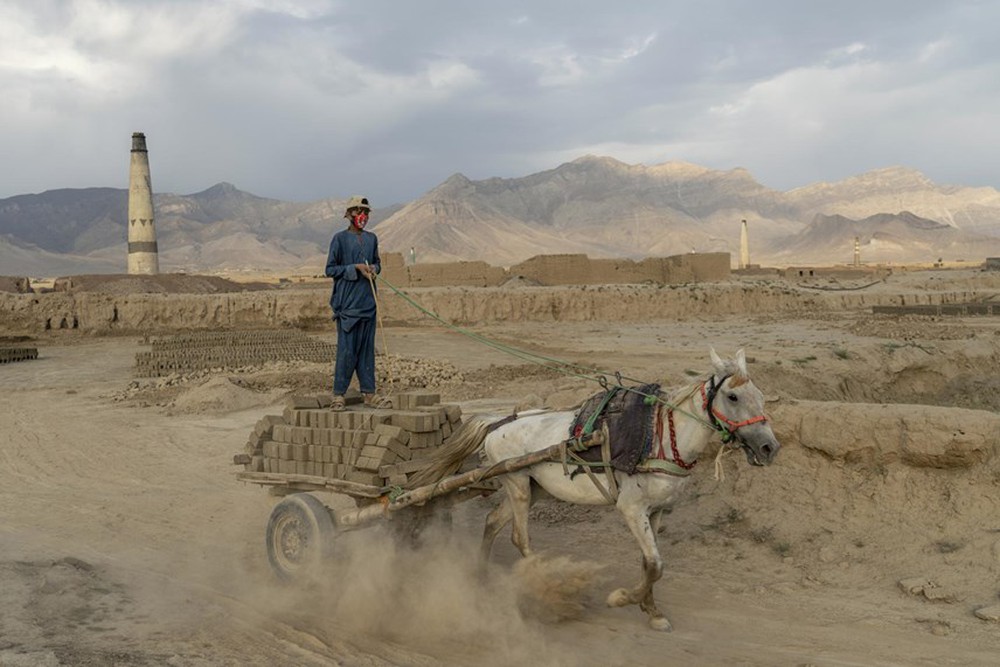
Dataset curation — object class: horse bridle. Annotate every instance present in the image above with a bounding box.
[701,374,769,447]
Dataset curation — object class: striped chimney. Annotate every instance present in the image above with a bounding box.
[127,132,160,274]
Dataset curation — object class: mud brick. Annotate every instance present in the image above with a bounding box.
[393,392,414,410]
[323,462,336,477]
[364,432,379,446]
[263,457,272,473]
[253,415,278,438]
[386,473,408,486]
[282,405,296,423]
[342,448,359,467]
[360,444,396,462]
[344,430,368,448]
[337,463,350,477]
[409,430,444,448]
[415,405,448,423]
[395,391,440,408]
[326,429,343,446]
[289,427,306,444]
[410,447,436,460]
[310,411,322,428]
[391,411,438,432]
[275,459,287,473]
[338,412,357,429]
[272,425,290,443]
[262,441,278,458]
[346,470,382,486]
[359,410,394,429]
[288,395,320,410]
[278,442,293,460]
[295,461,307,474]
[380,459,428,476]
[316,394,333,408]
[344,390,364,406]
[249,455,264,472]
[291,444,307,462]
[244,439,260,456]
[441,404,462,423]
[374,423,410,444]
[379,436,412,461]
[353,455,379,471]
[441,421,452,439]
[306,445,316,461]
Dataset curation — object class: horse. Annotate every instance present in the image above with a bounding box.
[473,348,780,631]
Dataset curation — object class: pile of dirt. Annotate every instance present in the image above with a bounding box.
[53,273,274,295]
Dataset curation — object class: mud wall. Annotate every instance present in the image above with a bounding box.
[376,252,730,288]
[1,282,991,336]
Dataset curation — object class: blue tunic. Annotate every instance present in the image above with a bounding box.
[325,227,381,395]
[325,228,381,332]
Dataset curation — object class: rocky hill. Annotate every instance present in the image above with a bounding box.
[1,157,999,275]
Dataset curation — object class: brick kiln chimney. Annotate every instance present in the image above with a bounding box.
[127,132,160,275]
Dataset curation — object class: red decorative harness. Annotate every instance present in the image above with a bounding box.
[649,379,769,471]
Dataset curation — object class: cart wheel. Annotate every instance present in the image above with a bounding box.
[266,493,336,582]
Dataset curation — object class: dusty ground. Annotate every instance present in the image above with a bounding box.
[3,270,1000,666]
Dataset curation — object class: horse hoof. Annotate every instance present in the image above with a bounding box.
[606,588,630,608]
[649,616,672,632]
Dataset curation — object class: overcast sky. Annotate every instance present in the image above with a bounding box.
[2,0,997,205]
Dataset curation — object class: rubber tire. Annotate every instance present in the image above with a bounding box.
[265,493,336,583]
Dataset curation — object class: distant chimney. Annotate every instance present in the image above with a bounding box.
[739,219,749,270]
[853,236,861,267]
[127,132,159,274]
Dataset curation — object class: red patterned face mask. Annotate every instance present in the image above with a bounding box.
[351,212,368,230]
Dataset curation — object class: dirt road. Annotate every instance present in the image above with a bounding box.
[3,296,1000,665]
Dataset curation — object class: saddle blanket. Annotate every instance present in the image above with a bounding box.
[568,383,660,474]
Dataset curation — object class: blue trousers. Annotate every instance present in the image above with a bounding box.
[333,317,376,395]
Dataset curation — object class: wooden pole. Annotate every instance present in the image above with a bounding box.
[334,431,605,529]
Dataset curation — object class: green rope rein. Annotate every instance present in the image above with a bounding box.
[373,273,717,430]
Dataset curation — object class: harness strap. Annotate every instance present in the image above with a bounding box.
[575,387,620,437]
[559,437,619,504]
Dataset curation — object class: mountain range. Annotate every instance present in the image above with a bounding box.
[2,156,999,277]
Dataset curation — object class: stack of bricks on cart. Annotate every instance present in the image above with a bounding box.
[242,390,462,487]
[135,330,336,377]
[0,348,38,364]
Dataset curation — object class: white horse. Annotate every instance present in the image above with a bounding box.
[476,349,780,631]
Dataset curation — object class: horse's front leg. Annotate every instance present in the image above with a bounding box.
[607,505,670,631]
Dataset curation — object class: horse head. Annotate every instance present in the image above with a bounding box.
[707,348,780,466]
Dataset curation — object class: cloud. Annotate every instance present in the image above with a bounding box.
[0,1,998,204]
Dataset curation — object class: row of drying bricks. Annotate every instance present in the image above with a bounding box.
[0,348,38,364]
[247,402,462,487]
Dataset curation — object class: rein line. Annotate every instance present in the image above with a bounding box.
[375,274,721,430]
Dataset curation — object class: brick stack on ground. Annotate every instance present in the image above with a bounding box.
[241,390,461,488]
[0,348,38,364]
[135,330,336,377]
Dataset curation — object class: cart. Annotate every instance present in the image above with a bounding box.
[236,429,606,581]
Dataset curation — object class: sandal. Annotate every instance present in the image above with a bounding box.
[330,395,346,411]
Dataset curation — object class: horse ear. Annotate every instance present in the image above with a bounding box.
[710,347,724,371]
[735,349,747,376]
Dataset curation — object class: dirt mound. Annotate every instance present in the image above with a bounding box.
[53,273,273,295]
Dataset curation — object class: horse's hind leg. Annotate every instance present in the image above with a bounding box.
[607,508,670,631]
[481,493,512,561]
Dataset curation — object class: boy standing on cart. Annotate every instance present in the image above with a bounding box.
[325,195,381,411]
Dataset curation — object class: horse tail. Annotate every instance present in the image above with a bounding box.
[404,415,494,489]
